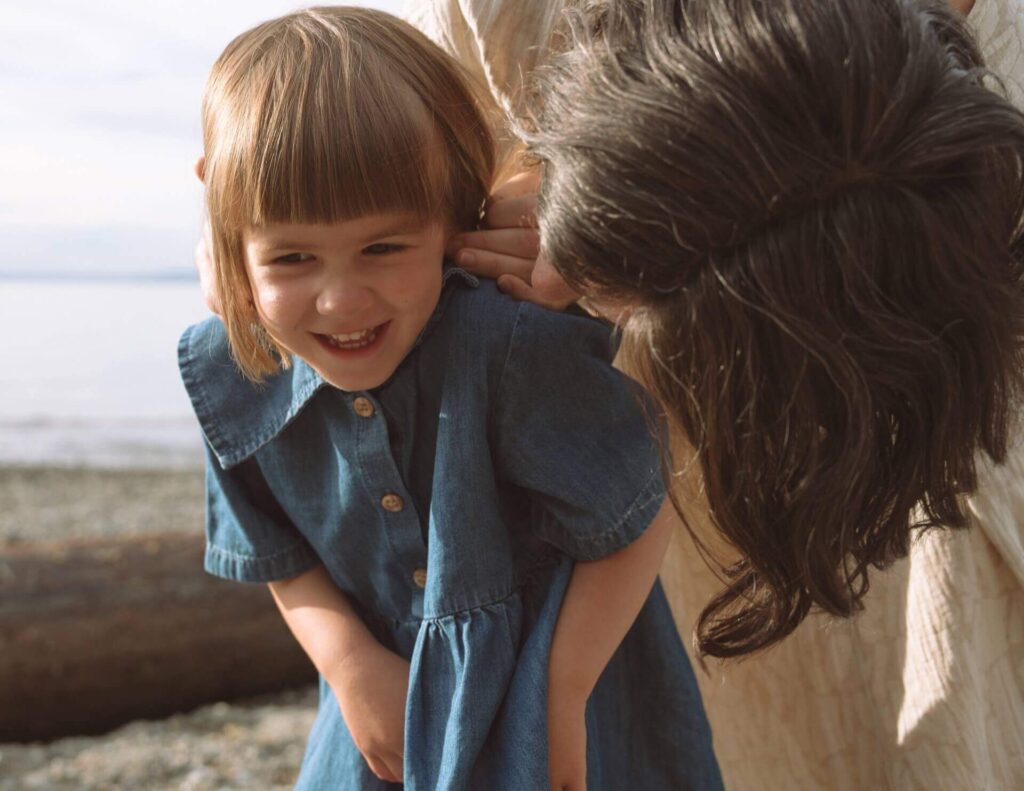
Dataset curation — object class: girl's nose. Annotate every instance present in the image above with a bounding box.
[316,276,376,317]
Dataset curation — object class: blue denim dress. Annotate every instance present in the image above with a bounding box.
[178,268,722,790]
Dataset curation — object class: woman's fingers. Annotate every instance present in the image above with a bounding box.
[495,275,536,302]
[452,247,536,282]
[450,227,539,260]
[531,253,579,305]
[482,192,538,230]
[497,274,578,311]
[487,168,541,203]
[194,227,222,315]
[446,175,566,308]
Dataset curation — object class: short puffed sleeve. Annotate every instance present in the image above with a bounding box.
[203,443,320,583]
[493,302,667,560]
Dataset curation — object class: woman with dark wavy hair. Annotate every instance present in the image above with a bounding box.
[532,0,1024,653]
[443,0,1024,785]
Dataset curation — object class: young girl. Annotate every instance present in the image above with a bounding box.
[179,7,721,790]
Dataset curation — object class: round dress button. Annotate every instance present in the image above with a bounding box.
[352,396,375,418]
[381,493,404,512]
[412,568,427,589]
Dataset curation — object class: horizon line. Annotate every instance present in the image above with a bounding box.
[0,269,198,283]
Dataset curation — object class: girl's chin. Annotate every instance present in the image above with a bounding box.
[316,363,399,392]
[307,322,410,391]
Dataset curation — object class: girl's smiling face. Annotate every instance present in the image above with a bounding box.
[243,214,446,391]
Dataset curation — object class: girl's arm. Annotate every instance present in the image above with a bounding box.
[546,499,678,790]
[268,564,409,784]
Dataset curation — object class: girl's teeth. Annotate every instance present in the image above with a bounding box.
[325,327,378,349]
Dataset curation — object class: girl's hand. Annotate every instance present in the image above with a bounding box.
[329,641,411,784]
[547,684,588,791]
[447,173,579,311]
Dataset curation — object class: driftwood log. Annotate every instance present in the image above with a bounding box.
[0,532,316,743]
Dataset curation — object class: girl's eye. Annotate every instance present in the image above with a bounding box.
[273,252,314,264]
[363,243,404,256]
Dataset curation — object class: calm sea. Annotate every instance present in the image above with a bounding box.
[0,278,213,468]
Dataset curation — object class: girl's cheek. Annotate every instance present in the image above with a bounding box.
[397,259,444,305]
[252,283,299,328]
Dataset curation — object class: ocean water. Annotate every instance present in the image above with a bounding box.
[0,278,213,468]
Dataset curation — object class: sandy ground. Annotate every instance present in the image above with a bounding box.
[0,688,317,790]
[0,465,319,789]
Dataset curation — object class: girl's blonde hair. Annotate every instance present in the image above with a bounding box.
[201,6,495,379]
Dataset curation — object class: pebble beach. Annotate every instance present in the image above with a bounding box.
[0,465,317,789]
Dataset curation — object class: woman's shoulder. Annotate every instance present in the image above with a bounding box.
[178,317,327,469]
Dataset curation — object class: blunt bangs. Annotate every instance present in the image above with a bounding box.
[205,14,451,230]
[203,6,495,235]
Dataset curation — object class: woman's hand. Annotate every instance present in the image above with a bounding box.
[447,171,579,310]
[192,157,222,315]
[547,681,588,791]
[329,640,411,784]
[194,221,222,315]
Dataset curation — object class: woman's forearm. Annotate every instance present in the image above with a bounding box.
[548,499,678,701]
[268,563,378,686]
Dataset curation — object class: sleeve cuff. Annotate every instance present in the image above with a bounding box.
[558,471,667,561]
[204,542,320,583]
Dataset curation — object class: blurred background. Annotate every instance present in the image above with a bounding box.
[1,0,400,468]
[0,2,403,788]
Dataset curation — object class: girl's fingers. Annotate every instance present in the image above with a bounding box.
[365,754,400,784]
[382,752,404,784]
[453,248,537,283]
[449,227,539,260]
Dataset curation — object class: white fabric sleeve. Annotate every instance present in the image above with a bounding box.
[968,0,1024,107]
[404,0,568,165]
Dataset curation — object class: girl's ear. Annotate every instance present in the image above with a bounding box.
[193,155,206,183]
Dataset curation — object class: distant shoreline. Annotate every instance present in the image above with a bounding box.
[0,270,198,283]
[0,419,205,471]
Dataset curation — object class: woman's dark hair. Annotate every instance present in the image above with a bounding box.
[530,0,1024,658]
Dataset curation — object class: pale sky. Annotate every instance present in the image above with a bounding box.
[0,0,405,276]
